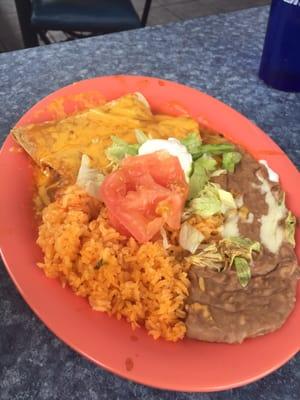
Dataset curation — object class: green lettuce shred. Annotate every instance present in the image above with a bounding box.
[219,237,261,268]
[186,236,261,288]
[196,153,217,171]
[234,257,251,288]
[181,133,235,160]
[188,155,217,199]
[222,151,242,173]
[180,132,202,155]
[105,136,139,163]
[179,222,205,254]
[189,184,221,217]
[192,143,235,159]
[218,188,237,213]
[285,211,296,247]
[135,129,150,144]
[189,183,236,217]
[186,243,224,271]
[211,169,227,177]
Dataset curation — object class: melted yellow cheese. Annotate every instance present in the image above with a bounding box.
[13,93,200,184]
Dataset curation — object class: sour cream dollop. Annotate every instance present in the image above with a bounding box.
[138,138,192,181]
[259,160,279,182]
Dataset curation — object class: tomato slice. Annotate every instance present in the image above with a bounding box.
[100,151,188,243]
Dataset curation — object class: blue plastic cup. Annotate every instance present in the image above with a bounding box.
[259,0,300,92]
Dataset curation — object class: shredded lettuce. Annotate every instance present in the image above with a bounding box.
[180,132,202,155]
[105,136,139,163]
[211,169,227,177]
[189,168,208,200]
[160,227,170,249]
[135,129,150,144]
[179,222,205,254]
[188,155,217,199]
[76,154,105,198]
[181,208,193,222]
[190,185,221,218]
[234,257,251,287]
[196,153,217,171]
[278,191,286,207]
[192,143,235,159]
[218,188,237,214]
[222,151,242,173]
[187,236,260,287]
[186,243,224,271]
[285,211,296,247]
[189,183,236,218]
[181,133,235,163]
[219,236,261,268]
[188,167,207,200]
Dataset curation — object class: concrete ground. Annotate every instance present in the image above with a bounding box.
[0,0,269,52]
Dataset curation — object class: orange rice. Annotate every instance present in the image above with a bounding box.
[37,185,191,341]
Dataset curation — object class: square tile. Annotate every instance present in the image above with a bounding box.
[0,0,271,52]
[147,6,181,26]
[166,0,222,19]
[166,0,270,19]
[131,0,162,16]
[156,0,188,6]
[210,0,270,14]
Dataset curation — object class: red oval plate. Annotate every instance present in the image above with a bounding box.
[0,76,299,392]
